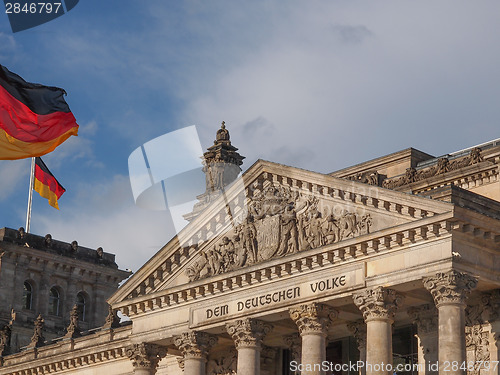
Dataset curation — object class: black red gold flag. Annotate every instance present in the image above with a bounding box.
[0,64,79,160]
[34,157,65,209]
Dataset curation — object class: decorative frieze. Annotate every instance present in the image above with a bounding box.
[126,343,167,370]
[225,318,272,349]
[173,331,218,359]
[289,303,338,335]
[382,148,484,189]
[423,270,477,307]
[353,287,404,322]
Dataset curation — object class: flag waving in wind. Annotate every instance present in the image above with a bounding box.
[34,157,65,209]
[0,64,79,160]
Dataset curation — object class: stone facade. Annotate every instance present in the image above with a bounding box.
[1,128,500,375]
[0,228,131,355]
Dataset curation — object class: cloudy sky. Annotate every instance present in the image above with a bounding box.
[1,1,499,271]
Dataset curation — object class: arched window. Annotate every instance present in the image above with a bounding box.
[23,281,33,310]
[48,287,61,316]
[76,292,86,321]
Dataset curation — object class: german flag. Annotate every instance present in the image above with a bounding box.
[0,65,78,160]
[34,157,65,209]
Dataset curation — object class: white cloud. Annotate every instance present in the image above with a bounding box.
[0,159,30,201]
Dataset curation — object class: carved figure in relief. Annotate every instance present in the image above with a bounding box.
[185,182,374,281]
[276,203,298,256]
[240,215,258,264]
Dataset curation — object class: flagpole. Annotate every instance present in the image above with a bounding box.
[25,157,35,233]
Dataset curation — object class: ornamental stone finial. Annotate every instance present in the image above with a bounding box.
[102,304,120,329]
[64,305,81,339]
[173,331,218,360]
[226,318,272,349]
[126,343,167,370]
[27,314,45,349]
[289,303,338,336]
[353,287,404,322]
[423,270,477,307]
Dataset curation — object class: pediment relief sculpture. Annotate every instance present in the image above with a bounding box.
[186,183,373,281]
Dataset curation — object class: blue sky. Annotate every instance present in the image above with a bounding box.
[1,1,499,271]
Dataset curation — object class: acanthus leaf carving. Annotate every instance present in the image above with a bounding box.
[207,348,237,375]
[353,287,404,322]
[173,331,218,360]
[289,303,338,335]
[423,270,477,307]
[225,318,272,349]
[126,343,167,370]
[187,183,373,281]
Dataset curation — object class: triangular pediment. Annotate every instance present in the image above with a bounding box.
[109,160,454,307]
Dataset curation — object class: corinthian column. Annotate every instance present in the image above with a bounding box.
[407,304,438,375]
[174,331,217,375]
[353,287,404,375]
[126,343,167,375]
[226,318,273,375]
[289,303,338,375]
[423,270,477,375]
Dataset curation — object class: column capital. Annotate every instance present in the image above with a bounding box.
[407,304,438,335]
[353,286,404,322]
[126,343,167,371]
[347,320,367,351]
[289,303,338,336]
[226,318,272,349]
[173,331,218,360]
[423,270,477,307]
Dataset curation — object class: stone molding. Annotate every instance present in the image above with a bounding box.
[423,270,477,307]
[353,287,404,322]
[225,318,272,349]
[407,304,438,335]
[125,343,167,370]
[173,331,218,360]
[346,321,367,351]
[289,303,338,336]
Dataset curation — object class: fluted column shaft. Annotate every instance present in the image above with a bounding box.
[290,303,338,375]
[353,287,403,375]
[226,318,272,375]
[424,271,477,375]
[174,331,217,375]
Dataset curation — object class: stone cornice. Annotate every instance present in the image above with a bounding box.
[113,211,500,318]
[109,160,454,306]
[0,326,132,374]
